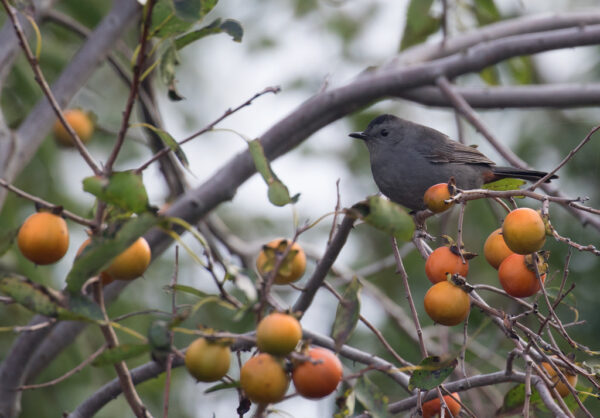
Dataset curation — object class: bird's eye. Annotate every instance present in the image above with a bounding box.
[380,129,389,137]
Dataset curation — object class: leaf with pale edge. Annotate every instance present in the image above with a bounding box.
[248,139,298,206]
[408,356,457,391]
[175,18,243,50]
[136,122,189,168]
[331,277,361,351]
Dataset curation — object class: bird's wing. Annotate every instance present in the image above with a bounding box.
[422,138,496,165]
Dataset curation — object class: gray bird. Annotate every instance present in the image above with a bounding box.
[350,114,556,211]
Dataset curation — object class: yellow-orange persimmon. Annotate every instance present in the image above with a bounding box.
[256,239,306,285]
[423,183,454,213]
[53,109,94,146]
[541,359,578,398]
[424,281,470,326]
[483,228,515,270]
[104,237,151,281]
[184,338,231,382]
[256,312,302,356]
[502,208,546,254]
[425,246,469,284]
[240,353,289,404]
[18,212,69,265]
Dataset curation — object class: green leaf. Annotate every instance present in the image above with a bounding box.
[248,139,272,181]
[408,356,457,391]
[483,178,526,191]
[473,0,501,25]
[169,284,210,299]
[0,275,100,321]
[507,56,537,85]
[150,0,194,39]
[479,66,500,86]
[92,343,150,367]
[148,320,172,351]
[0,227,19,256]
[267,181,293,207]
[331,277,361,351]
[353,196,415,241]
[0,274,63,318]
[174,18,243,50]
[83,171,150,214]
[65,213,158,293]
[354,375,389,418]
[136,122,189,168]
[67,294,104,321]
[400,0,440,50]
[204,380,240,394]
[173,0,203,21]
[247,139,298,207]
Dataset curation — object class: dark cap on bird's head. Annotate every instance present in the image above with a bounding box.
[349,114,403,141]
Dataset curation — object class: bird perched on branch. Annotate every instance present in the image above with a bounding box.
[350,114,556,211]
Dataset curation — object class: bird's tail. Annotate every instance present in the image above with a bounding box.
[491,166,558,183]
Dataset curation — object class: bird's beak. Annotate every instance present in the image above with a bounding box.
[349,131,367,140]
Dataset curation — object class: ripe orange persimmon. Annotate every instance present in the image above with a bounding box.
[256,312,302,356]
[184,338,231,382]
[424,281,470,326]
[483,228,514,270]
[498,254,545,298]
[53,109,94,146]
[17,212,69,265]
[423,183,454,213]
[422,392,461,418]
[292,347,343,399]
[240,353,289,404]
[425,247,469,284]
[104,237,151,281]
[502,208,546,254]
[256,239,306,285]
[541,359,578,398]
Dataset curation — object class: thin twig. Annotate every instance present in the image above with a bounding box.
[135,86,281,173]
[104,0,156,173]
[321,281,411,367]
[530,125,600,190]
[163,246,179,418]
[391,237,428,358]
[18,344,108,390]
[93,283,151,417]
[0,177,96,227]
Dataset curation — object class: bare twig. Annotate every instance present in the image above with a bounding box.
[135,86,281,174]
[531,125,600,189]
[104,0,157,173]
[391,237,428,358]
[321,281,411,367]
[93,283,151,417]
[163,247,179,418]
[18,344,107,390]
[0,178,95,227]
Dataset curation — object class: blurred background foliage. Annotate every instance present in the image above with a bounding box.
[1,0,600,416]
